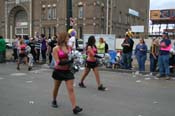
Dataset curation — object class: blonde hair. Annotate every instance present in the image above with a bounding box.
[99,37,104,43]
[154,38,159,46]
[57,32,69,46]
[19,39,24,45]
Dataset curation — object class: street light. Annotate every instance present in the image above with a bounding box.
[67,0,72,31]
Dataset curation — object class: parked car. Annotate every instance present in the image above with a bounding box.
[5,39,13,49]
[6,42,13,49]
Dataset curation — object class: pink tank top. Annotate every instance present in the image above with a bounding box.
[55,47,71,70]
[86,46,97,62]
[160,42,171,51]
[87,46,97,56]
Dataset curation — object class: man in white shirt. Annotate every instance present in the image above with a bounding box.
[68,36,76,49]
[68,29,77,50]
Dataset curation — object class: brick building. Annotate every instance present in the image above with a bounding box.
[0,0,149,39]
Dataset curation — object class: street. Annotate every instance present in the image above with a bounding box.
[0,62,175,116]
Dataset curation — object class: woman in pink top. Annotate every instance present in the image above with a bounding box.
[51,32,82,114]
[16,39,27,70]
[79,36,107,91]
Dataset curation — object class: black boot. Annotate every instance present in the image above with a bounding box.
[79,82,86,88]
[17,66,20,70]
[28,66,32,71]
[98,84,107,91]
[73,106,83,114]
[51,100,58,108]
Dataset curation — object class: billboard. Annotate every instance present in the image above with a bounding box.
[150,9,175,20]
[150,10,161,19]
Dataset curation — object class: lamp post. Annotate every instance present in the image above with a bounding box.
[78,2,83,39]
[67,0,72,30]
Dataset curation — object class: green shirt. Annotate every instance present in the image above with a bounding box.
[0,38,6,52]
[97,43,105,54]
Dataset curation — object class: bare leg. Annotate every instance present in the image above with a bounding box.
[65,80,77,109]
[53,80,62,101]
[17,57,20,70]
[92,67,101,86]
[80,67,90,83]
[24,57,28,65]
[93,67,106,91]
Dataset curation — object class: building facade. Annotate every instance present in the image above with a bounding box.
[0,0,149,39]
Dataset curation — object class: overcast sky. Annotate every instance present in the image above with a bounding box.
[150,0,175,10]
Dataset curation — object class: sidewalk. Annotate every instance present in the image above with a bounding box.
[5,49,175,76]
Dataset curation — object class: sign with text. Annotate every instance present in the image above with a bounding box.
[131,25,144,32]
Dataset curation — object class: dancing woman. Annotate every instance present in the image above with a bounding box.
[51,32,82,114]
[79,36,107,91]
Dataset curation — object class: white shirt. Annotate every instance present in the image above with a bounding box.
[68,36,76,49]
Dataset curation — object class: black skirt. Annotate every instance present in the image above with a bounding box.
[52,69,74,81]
[85,60,98,69]
[19,53,26,58]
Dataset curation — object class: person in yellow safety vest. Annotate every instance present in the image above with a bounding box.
[97,37,105,54]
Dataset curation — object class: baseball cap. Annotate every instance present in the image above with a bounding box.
[163,32,168,36]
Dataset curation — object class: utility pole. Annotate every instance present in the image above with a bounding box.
[106,0,109,34]
[67,0,72,31]
[30,0,32,37]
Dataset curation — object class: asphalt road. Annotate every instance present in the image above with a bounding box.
[0,62,175,116]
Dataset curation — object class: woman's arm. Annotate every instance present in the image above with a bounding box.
[134,45,138,55]
[53,46,59,65]
[87,46,95,56]
[151,45,156,58]
[142,44,147,52]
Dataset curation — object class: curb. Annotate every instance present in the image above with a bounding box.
[99,67,150,74]
[99,67,175,77]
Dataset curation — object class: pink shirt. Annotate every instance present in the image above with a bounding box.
[55,47,71,70]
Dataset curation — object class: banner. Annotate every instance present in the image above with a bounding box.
[131,25,144,32]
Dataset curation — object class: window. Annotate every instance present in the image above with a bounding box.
[48,8,52,20]
[16,0,28,4]
[41,27,46,34]
[16,0,20,4]
[42,7,46,20]
[48,27,51,36]
[127,15,130,24]
[52,7,57,19]
[126,15,130,24]
[78,7,83,19]
[118,12,122,23]
[53,27,56,36]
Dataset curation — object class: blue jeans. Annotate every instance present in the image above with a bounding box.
[122,52,132,69]
[136,55,146,71]
[158,55,170,76]
[128,52,132,69]
[150,55,158,72]
[50,54,56,69]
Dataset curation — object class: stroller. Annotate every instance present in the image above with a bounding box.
[106,50,121,69]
